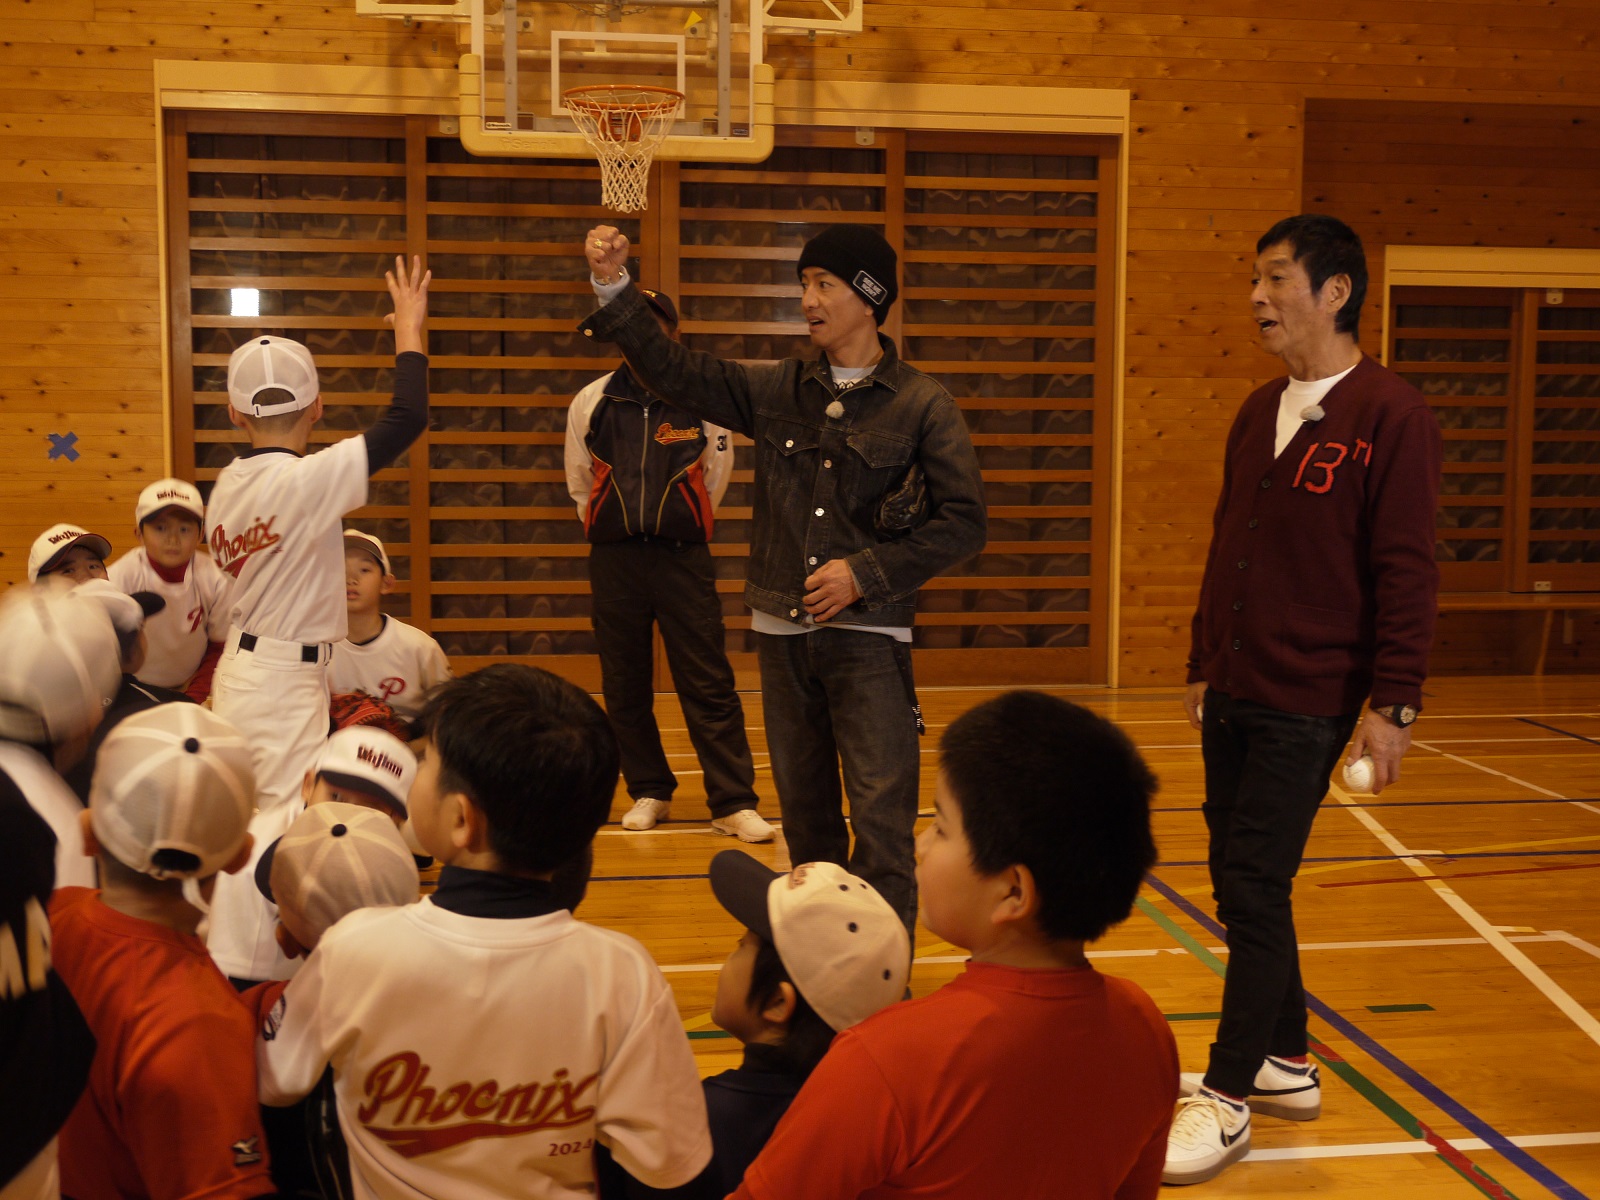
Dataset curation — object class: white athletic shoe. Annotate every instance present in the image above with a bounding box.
[1163,1090,1251,1186]
[1178,1056,1322,1121]
[710,808,776,843]
[621,797,670,831]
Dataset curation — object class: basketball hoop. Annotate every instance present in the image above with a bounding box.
[563,84,684,213]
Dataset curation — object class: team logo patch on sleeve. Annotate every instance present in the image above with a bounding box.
[262,993,286,1042]
[232,1135,263,1166]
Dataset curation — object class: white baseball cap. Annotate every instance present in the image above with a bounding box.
[255,802,419,951]
[710,851,911,1032]
[311,726,416,817]
[88,704,256,880]
[28,524,113,583]
[73,579,164,638]
[344,529,393,577]
[0,582,121,745]
[227,336,320,417]
[135,478,205,527]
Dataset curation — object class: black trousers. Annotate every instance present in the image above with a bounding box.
[1199,689,1358,1099]
[589,539,758,819]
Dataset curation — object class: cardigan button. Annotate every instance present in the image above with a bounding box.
[1233,601,1243,611]
[1260,478,1271,489]
[1248,519,1259,529]
[1237,559,1248,569]
[1232,638,1241,650]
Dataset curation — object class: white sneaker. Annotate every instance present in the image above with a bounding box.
[621,797,670,831]
[710,809,776,843]
[1163,1090,1250,1186]
[1178,1056,1321,1121]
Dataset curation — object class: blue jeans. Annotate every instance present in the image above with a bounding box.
[1200,690,1358,1098]
[756,628,921,930]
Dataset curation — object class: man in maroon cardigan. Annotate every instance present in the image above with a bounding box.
[1164,215,1442,1186]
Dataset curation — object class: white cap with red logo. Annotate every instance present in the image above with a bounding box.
[310,725,417,817]
[28,524,112,583]
[135,478,205,527]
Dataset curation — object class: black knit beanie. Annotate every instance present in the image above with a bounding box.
[796,224,898,325]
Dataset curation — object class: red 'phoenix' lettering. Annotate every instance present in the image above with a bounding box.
[210,517,282,578]
[357,1053,599,1158]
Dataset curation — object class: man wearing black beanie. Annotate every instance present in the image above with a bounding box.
[577,223,985,932]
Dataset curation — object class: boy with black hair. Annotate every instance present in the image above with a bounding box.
[731,691,1176,1200]
[51,703,271,1200]
[701,849,909,1194]
[207,255,430,987]
[256,664,713,1199]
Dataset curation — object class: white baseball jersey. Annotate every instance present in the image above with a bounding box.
[207,437,368,645]
[257,901,712,1199]
[328,616,452,722]
[107,548,232,689]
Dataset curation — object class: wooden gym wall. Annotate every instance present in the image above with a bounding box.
[3,0,1599,687]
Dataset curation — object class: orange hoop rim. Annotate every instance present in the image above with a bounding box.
[562,84,684,117]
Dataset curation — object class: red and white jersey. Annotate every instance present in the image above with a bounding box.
[328,616,453,722]
[207,437,368,645]
[107,548,232,689]
[257,901,712,1199]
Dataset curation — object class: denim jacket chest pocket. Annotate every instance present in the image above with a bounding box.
[759,419,822,514]
[843,428,916,511]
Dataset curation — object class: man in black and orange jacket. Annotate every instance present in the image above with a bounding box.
[564,288,772,842]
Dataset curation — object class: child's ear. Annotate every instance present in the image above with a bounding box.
[451,791,483,853]
[78,809,102,858]
[227,407,246,429]
[992,863,1041,928]
[760,981,798,1028]
[221,833,256,876]
[275,922,307,960]
[301,770,317,804]
[381,574,397,596]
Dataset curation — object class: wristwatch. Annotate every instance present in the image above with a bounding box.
[1373,703,1419,728]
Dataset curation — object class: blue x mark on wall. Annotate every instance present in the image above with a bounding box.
[48,432,79,462]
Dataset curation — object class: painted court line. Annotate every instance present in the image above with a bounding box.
[1140,876,1586,1200]
[1251,1131,1600,1163]
[1328,777,1600,1053]
[1412,740,1600,818]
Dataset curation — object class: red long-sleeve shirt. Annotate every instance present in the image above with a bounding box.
[1187,354,1443,716]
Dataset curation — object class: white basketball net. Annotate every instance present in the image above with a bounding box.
[563,85,684,213]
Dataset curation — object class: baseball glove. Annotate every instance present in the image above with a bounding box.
[327,691,412,741]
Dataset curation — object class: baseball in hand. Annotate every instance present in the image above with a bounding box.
[1342,755,1376,793]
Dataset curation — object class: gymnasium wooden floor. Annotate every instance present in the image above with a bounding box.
[578,675,1600,1198]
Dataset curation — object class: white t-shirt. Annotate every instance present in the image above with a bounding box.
[107,548,232,689]
[207,437,368,645]
[257,901,712,1200]
[328,616,452,722]
[1274,364,1358,458]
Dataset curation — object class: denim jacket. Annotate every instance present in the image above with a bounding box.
[579,285,986,628]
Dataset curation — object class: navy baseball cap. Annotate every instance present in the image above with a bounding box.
[640,289,679,327]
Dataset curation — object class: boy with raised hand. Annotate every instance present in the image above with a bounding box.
[701,850,909,1194]
[50,703,272,1200]
[579,226,986,933]
[329,528,452,735]
[108,477,231,700]
[256,664,714,1199]
[206,254,430,987]
[731,691,1176,1200]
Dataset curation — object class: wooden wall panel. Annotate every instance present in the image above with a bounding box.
[4,1,1600,683]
